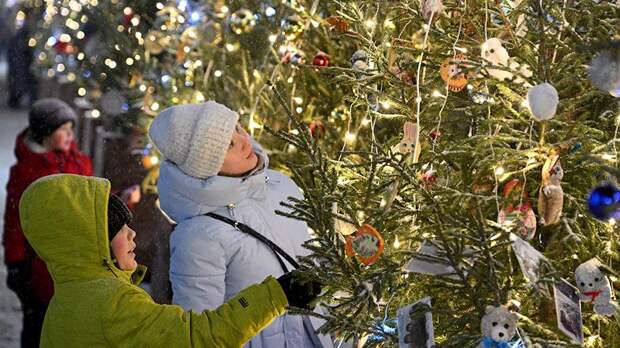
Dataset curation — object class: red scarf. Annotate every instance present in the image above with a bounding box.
[583,290,602,302]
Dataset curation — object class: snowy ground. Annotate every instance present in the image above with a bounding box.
[0,59,27,348]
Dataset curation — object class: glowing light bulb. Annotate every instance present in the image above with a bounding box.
[393,235,401,249]
[365,19,376,29]
[494,166,505,176]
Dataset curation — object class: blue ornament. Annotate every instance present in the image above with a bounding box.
[587,183,620,220]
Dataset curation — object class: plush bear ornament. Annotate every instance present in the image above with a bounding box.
[575,258,618,316]
[480,305,519,348]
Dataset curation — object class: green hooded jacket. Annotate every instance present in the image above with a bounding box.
[19,174,288,347]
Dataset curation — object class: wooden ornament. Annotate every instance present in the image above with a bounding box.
[325,16,349,34]
[440,54,468,92]
[345,224,384,265]
[538,153,564,226]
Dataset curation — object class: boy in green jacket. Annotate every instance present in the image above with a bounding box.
[18,174,321,347]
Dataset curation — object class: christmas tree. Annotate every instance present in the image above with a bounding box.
[21,0,620,346]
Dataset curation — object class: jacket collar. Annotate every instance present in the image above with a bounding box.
[158,140,270,222]
[15,128,80,162]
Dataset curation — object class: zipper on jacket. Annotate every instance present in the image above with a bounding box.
[102,259,120,278]
[227,203,237,218]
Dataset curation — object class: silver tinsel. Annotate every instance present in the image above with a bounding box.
[588,47,620,97]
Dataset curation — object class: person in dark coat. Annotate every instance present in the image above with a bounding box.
[7,12,37,108]
[2,98,92,348]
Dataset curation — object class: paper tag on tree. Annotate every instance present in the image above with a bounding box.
[397,297,434,348]
[332,202,357,236]
[510,234,549,296]
[554,279,584,345]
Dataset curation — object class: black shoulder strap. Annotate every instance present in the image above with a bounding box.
[205,212,300,273]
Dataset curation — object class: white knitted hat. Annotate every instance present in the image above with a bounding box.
[148,101,239,178]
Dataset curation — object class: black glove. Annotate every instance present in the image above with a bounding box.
[277,270,323,310]
[6,261,30,302]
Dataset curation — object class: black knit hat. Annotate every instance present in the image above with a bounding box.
[29,98,78,144]
[108,194,133,241]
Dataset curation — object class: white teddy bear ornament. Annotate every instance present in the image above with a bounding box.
[575,258,618,316]
[479,304,519,348]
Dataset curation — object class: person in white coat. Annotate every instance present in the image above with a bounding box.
[149,101,333,348]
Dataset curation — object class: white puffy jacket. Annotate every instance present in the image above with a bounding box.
[158,143,333,348]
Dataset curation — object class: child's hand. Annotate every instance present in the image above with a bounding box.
[121,185,141,205]
[277,271,323,310]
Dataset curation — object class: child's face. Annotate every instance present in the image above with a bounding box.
[110,225,138,271]
[219,123,259,177]
[43,122,74,152]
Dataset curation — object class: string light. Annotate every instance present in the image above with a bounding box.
[393,235,401,249]
[431,90,444,98]
[494,166,505,176]
[78,88,86,96]
[345,132,357,144]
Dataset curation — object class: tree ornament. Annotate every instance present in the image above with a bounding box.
[419,167,437,186]
[440,54,468,92]
[405,240,474,280]
[429,130,442,141]
[308,119,326,139]
[588,43,620,97]
[325,16,349,34]
[575,258,618,316]
[498,179,536,240]
[332,202,357,236]
[229,9,256,35]
[312,51,330,67]
[351,49,370,71]
[121,7,134,26]
[142,154,159,169]
[538,153,563,226]
[100,89,126,116]
[587,183,620,221]
[396,121,417,154]
[388,51,415,85]
[397,297,434,347]
[481,38,512,81]
[345,224,384,265]
[281,50,304,65]
[421,0,444,22]
[527,83,559,121]
[54,41,74,54]
[479,305,519,348]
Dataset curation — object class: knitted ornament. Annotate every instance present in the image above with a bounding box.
[588,43,620,97]
[527,83,559,121]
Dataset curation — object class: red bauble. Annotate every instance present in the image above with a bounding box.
[430,130,442,140]
[309,120,326,140]
[122,9,134,26]
[54,41,74,54]
[312,52,330,67]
